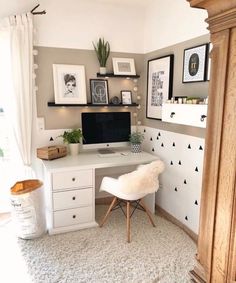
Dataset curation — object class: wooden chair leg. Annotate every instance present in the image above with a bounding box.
[99,197,117,227]
[140,199,156,227]
[127,201,131,243]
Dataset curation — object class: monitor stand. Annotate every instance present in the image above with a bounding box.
[98,148,115,154]
[97,148,122,157]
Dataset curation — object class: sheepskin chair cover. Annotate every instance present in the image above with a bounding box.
[118,160,165,194]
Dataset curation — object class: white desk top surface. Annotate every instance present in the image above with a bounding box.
[41,149,158,172]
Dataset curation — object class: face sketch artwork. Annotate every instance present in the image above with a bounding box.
[64,74,77,97]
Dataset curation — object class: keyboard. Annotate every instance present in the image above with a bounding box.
[97,149,129,157]
[98,152,121,158]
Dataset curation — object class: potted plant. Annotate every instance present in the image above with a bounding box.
[129,131,144,153]
[93,38,110,75]
[59,128,83,156]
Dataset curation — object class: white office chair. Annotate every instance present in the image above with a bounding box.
[99,160,165,242]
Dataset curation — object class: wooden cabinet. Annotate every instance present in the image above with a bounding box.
[43,167,97,235]
[187,1,236,282]
[162,104,208,128]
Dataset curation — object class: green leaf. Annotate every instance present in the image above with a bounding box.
[57,129,83,144]
[129,131,144,144]
[92,37,110,67]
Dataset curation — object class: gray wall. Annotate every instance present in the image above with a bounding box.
[35,34,210,137]
[35,47,144,129]
[142,34,210,138]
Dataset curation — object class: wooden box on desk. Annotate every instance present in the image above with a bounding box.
[37,145,67,160]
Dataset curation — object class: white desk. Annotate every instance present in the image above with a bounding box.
[42,149,158,235]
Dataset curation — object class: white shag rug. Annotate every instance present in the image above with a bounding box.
[0,206,196,283]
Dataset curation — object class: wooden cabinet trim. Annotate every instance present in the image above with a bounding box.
[207,8,236,33]
[187,1,236,282]
[188,0,236,18]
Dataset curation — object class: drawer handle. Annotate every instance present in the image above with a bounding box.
[72,196,76,200]
[72,215,76,219]
[170,112,175,118]
[72,177,76,182]
[200,115,207,122]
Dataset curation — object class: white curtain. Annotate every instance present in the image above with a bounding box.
[0,13,35,211]
[0,13,34,169]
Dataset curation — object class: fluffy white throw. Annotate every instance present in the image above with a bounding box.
[118,160,165,194]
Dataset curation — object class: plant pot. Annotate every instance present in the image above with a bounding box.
[131,143,142,153]
[69,143,80,156]
[99,67,107,75]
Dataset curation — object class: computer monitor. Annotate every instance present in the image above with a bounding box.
[82,112,131,149]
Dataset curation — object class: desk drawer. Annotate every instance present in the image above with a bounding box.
[53,206,93,228]
[53,188,92,211]
[52,169,93,191]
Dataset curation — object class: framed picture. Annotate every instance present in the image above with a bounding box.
[182,44,208,83]
[90,79,109,104]
[112,58,136,75]
[53,64,87,104]
[146,54,174,120]
[121,90,132,105]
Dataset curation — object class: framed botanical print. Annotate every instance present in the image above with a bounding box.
[53,64,87,104]
[182,44,208,83]
[90,79,109,104]
[146,54,174,120]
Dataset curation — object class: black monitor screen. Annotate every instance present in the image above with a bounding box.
[82,112,131,144]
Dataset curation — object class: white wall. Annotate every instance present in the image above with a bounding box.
[1,0,208,53]
[0,0,38,18]
[141,126,204,234]
[34,0,147,53]
[144,0,208,53]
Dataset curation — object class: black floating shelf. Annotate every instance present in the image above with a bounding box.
[96,72,140,79]
[47,102,139,107]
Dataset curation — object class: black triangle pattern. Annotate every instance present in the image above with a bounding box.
[144,129,146,133]
[184,179,187,184]
[173,142,175,147]
[161,143,164,147]
[156,136,159,140]
[50,137,54,141]
[152,148,155,152]
[174,187,178,192]
[185,216,188,221]
[158,132,161,137]
[199,145,203,150]
[188,144,191,149]
[178,160,182,165]
[170,161,173,165]
[195,167,199,172]
[195,200,198,205]
[150,137,153,141]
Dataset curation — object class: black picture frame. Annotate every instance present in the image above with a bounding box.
[182,43,209,83]
[121,90,132,105]
[146,54,174,120]
[90,79,109,104]
[206,42,212,81]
